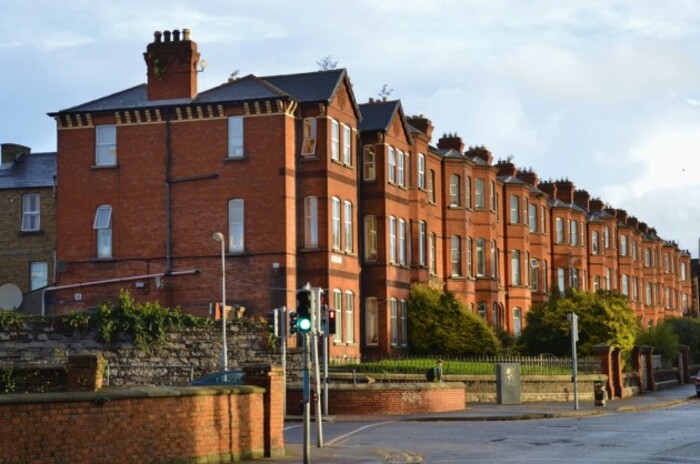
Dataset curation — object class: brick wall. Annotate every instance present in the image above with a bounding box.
[0,385,276,464]
[287,382,465,415]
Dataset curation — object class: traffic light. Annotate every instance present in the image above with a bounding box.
[266,309,278,337]
[289,311,298,335]
[326,308,336,335]
[296,288,312,333]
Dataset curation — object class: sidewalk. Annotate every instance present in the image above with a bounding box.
[320,382,698,423]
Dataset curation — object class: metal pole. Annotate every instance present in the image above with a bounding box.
[303,332,311,464]
[323,329,329,416]
[570,312,579,410]
[311,288,323,448]
[280,306,287,418]
[213,232,228,370]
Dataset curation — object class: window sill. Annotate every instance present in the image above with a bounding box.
[223,156,246,162]
[301,246,320,252]
[300,153,319,160]
[91,164,119,170]
[20,230,43,236]
[92,257,117,262]
[225,250,246,257]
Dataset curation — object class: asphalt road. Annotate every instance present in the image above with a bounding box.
[282,402,700,463]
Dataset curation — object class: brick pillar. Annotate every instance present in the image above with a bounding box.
[243,364,285,458]
[679,345,690,384]
[611,348,623,398]
[66,354,105,391]
[591,344,614,400]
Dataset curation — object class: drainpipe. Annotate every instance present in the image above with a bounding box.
[165,109,173,274]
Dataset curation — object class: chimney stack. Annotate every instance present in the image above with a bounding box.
[144,29,200,101]
[574,189,591,211]
[1,143,30,165]
[516,169,539,187]
[466,145,493,164]
[495,160,517,177]
[554,180,574,204]
[538,181,556,199]
[437,132,464,153]
[407,114,434,138]
[589,198,604,212]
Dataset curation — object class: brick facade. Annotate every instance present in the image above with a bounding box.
[42,29,694,358]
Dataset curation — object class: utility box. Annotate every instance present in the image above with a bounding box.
[594,380,608,407]
[496,363,521,405]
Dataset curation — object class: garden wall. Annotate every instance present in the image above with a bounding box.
[287,382,466,415]
[0,364,285,464]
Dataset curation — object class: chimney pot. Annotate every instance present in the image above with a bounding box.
[173,29,181,41]
[164,30,171,42]
[183,28,190,40]
[154,31,162,43]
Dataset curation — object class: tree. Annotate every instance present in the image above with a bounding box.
[317,55,338,71]
[408,284,499,356]
[660,317,700,363]
[518,289,637,356]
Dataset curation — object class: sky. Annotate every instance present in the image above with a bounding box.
[1,0,698,258]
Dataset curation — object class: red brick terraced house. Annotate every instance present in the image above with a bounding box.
[46,29,693,356]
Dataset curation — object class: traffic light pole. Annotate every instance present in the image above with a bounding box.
[302,331,311,464]
[279,306,287,418]
[311,287,323,448]
[569,312,579,411]
[322,329,329,416]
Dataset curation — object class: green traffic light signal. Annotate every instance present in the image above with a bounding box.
[297,316,312,333]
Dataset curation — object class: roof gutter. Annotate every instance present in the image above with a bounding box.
[41,269,198,316]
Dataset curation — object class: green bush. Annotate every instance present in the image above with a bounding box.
[408,285,499,356]
[663,318,700,363]
[636,323,679,367]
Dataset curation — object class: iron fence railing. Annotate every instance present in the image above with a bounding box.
[330,354,602,376]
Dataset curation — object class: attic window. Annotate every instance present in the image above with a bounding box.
[302,118,316,156]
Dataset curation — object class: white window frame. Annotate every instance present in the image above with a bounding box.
[228,199,245,252]
[513,308,522,336]
[342,124,351,165]
[398,219,406,265]
[451,235,461,276]
[622,274,629,296]
[528,204,537,233]
[569,220,578,246]
[556,218,564,244]
[489,180,496,211]
[387,146,396,183]
[592,231,599,254]
[30,261,48,291]
[364,215,377,261]
[510,195,519,224]
[390,298,398,347]
[512,250,521,285]
[304,196,318,248]
[417,153,426,189]
[365,297,379,345]
[333,289,342,343]
[96,124,117,166]
[476,238,486,277]
[400,299,408,348]
[531,259,539,292]
[620,235,628,256]
[450,174,460,206]
[228,116,244,159]
[94,204,113,258]
[428,170,435,203]
[429,233,437,274]
[331,196,341,250]
[419,221,427,266]
[344,200,353,252]
[389,216,397,263]
[475,178,484,208]
[345,291,354,343]
[302,117,317,156]
[363,146,375,180]
[397,150,405,187]
[467,237,473,277]
[465,177,472,208]
[331,119,340,161]
[21,193,40,232]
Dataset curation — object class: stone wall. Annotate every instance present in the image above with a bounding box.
[0,319,304,386]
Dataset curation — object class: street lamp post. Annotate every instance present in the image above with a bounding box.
[213,232,228,370]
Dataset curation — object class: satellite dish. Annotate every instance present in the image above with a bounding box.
[199,59,208,69]
[0,284,23,310]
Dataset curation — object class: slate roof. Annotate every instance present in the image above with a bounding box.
[358,101,400,132]
[52,68,360,117]
[548,198,587,213]
[0,152,56,189]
